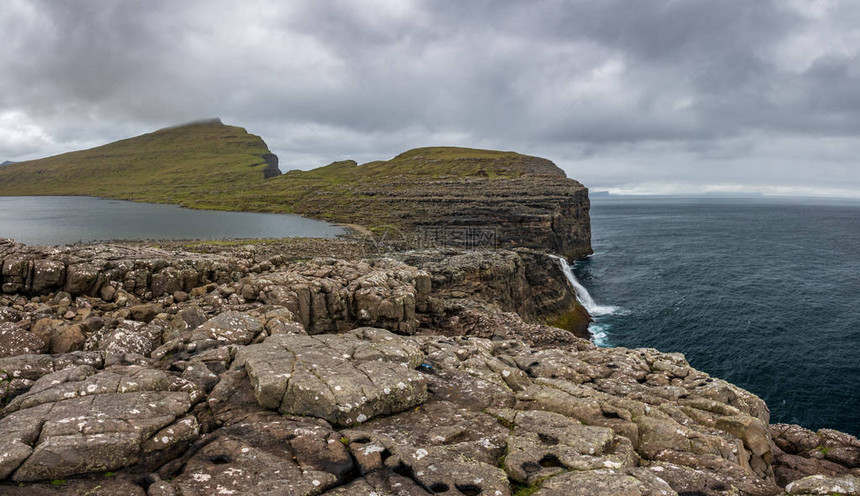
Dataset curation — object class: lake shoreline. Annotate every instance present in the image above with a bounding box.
[0,195,347,247]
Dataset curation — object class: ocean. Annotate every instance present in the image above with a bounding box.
[569,196,860,436]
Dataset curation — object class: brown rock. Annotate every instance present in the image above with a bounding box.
[50,324,85,354]
[30,260,65,293]
[30,318,61,348]
[130,303,159,323]
[0,323,48,358]
[64,263,102,295]
[100,283,117,302]
[716,414,773,458]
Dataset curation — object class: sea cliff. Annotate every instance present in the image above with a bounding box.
[279,148,594,261]
[0,238,857,495]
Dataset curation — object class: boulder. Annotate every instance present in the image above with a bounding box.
[64,263,103,296]
[29,318,61,348]
[30,260,65,293]
[98,320,163,357]
[50,324,85,354]
[716,414,773,461]
[151,311,264,362]
[0,323,48,358]
[163,305,208,343]
[130,303,159,323]
[192,311,263,346]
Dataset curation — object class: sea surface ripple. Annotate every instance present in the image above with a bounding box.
[576,196,860,436]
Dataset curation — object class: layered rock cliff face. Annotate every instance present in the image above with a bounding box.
[0,239,857,495]
[280,148,594,260]
[0,240,587,337]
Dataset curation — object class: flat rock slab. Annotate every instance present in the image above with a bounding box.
[343,400,509,469]
[320,473,431,496]
[340,401,512,496]
[235,327,427,426]
[533,468,678,496]
[785,474,860,495]
[0,365,202,482]
[495,409,636,485]
[161,419,352,496]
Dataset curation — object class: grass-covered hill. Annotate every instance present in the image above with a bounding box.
[0,120,568,219]
[0,119,280,204]
[219,146,568,216]
[0,121,591,258]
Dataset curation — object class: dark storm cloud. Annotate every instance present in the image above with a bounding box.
[1,0,859,195]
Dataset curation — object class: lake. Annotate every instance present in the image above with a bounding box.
[0,196,346,245]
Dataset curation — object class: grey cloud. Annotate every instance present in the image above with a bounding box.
[1,0,860,195]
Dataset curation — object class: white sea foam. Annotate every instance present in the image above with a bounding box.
[589,323,612,347]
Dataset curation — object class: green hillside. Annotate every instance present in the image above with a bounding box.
[0,120,572,230]
[0,119,278,205]
[196,146,567,221]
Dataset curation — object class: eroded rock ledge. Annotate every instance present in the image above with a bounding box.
[0,240,857,495]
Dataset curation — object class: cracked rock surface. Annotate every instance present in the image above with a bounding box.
[0,365,201,482]
[235,327,427,425]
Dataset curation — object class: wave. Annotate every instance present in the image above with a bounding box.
[589,323,612,347]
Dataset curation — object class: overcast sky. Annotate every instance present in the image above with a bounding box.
[2,0,859,196]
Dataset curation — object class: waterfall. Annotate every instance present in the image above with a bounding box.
[550,255,616,317]
[550,254,616,347]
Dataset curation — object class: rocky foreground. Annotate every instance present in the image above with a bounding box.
[0,239,858,495]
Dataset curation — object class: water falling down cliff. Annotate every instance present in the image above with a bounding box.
[551,254,619,346]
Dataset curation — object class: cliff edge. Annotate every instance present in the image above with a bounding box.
[0,239,856,495]
[268,147,594,260]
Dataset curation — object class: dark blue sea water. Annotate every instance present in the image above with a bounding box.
[0,196,345,245]
[574,196,860,436]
